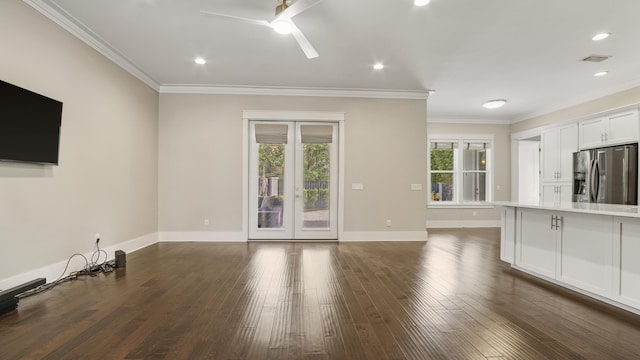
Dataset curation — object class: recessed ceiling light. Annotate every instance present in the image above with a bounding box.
[482,99,507,109]
[272,19,293,35]
[594,71,608,77]
[373,63,384,70]
[592,32,610,41]
[414,0,431,6]
[194,57,206,65]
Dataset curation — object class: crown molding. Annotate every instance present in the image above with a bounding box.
[159,84,429,100]
[427,117,512,125]
[23,0,160,91]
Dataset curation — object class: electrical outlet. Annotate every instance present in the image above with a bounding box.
[386,219,392,227]
[472,211,477,217]
[204,219,210,226]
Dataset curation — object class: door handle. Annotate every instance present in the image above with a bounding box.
[589,158,597,202]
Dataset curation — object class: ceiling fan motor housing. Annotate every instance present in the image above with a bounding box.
[275,0,291,16]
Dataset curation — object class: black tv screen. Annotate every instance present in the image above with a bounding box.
[0,80,63,165]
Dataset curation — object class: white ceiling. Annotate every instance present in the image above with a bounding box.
[26,0,640,123]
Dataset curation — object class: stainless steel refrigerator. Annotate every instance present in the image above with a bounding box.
[573,144,638,205]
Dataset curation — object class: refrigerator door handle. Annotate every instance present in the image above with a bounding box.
[623,147,629,203]
[594,160,600,202]
[589,158,597,202]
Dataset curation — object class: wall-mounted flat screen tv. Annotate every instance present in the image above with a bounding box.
[0,80,63,165]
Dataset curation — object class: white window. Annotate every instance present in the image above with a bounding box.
[428,135,493,207]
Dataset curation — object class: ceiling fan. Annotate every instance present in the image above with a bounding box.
[200,0,323,59]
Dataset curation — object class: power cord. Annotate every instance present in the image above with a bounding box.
[18,242,116,299]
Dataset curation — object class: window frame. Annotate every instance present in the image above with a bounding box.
[427,134,494,209]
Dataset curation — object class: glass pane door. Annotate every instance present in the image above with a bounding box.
[294,123,338,239]
[249,121,338,240]
[249,122,294,239]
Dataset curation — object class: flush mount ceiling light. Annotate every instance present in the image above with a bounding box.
[594,71,609,77]
[482,99,507,109]
[592,32,610,41]
[373,62,384,70]
[271,19,293,34]
[194,57,207,65]
[414,0,431,6]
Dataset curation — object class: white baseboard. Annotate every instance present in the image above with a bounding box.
[426,220,500,228]
[339,231,427,242]
[159,231,247,242]
[0,232,158,291]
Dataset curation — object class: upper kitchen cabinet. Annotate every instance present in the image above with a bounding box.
[579,109,639,150]
[541,123,578,183]
[540,123,578,202]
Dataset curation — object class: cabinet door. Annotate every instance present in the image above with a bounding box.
[500,207,516,264]
[541,183,558,203]
[558,124,578,182]
[559,183,572,202]
[579,117,605,149]
[516,209,557,278]
[616,218,640,309]
[607,110,639,146]
[558,213,613,296]
[540,128,559,183]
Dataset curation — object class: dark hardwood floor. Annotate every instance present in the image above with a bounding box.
[2,228,640,359]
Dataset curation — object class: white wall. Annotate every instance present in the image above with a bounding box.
[0,1,159,287]
[158,94,428,239]
[512,86,640,133]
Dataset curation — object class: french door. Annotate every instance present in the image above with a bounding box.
[248,121,338,240]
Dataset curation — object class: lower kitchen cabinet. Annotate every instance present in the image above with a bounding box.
[500,207,516,263]
[616,217,640,309]
[504,205,640,314]
[557,212,613,297]
[516,208,558,279]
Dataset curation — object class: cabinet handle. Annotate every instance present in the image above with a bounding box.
[551,215,555,229]
[556,216,563,230]
[604,133,608,142]
[601,133,604,142]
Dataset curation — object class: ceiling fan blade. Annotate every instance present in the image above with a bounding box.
[200,10,270,27]
[279,0,324,20]
[290,22,318,59]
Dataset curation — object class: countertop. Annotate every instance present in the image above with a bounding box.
[493,200,640,218]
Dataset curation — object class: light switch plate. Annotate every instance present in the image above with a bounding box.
[411,184,423,191]
[351,183,364,190]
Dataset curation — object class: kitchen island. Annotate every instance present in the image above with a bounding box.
[497,201,640,315]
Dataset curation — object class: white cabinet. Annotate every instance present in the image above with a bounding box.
[557,213,614,297]
[516,208,559,279]
[541,183,572,203]
[541,123,577,183]
[503,205,640,314]
[500,207,515,264]
[579,109,639,149]
[614,217,640,309]
[540,123,577,202]
[516,209,614,296]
